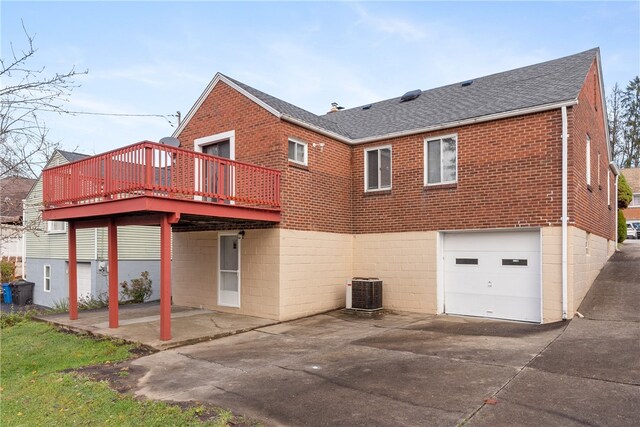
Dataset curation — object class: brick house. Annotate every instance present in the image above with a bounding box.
[42,48,617,341]
[621,168,640,222]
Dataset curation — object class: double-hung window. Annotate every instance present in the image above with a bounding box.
[288,138,308,166]
[365,146,392,191]
[586,135,591,186]
[425,135,457,185]
[631,193,640,207]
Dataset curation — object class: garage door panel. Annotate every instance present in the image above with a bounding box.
[444,231,541,323]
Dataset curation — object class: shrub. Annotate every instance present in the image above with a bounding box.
[1,259,16,283]
[618,209,628,243]
[120,271,152,303]
[618,173,633,209]
[49,293,110,313]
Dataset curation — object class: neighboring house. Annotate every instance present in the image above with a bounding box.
[621,168,640,221]
[42,48,616,341]
[24,150,161,307]
[0,176,36,277]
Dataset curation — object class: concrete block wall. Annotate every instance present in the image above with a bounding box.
[172,229,281,319]
[541,227,563,322]
[568,227,612,314]
[279,229,352,320]
[352,231,437,314]
[543,226,614,322]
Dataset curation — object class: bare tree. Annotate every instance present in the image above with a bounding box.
[0,23,87,179]
[608,83,624,165]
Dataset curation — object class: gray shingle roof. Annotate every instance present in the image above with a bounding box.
[226,48,598,141]
[57,150,90,163]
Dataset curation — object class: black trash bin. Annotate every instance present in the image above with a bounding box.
[11,279,35,306]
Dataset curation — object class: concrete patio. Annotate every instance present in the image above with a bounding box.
[36,301,278,350]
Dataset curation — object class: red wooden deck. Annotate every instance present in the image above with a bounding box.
[42,141,281,341]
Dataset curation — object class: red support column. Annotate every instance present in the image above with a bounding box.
[160,214,172,341]
[108,219,119,328]
[68,222,78,320]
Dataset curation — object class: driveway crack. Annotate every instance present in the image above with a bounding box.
[460,320,571,425]
[273,364,463,416]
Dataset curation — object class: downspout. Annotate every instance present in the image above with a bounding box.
[561,106,569,320]
[615,173,619,248]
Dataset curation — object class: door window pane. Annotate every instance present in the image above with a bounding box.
[220,272,238,291]
[220,236,238,270]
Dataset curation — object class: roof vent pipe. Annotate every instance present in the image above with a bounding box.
[328,102,344,113]
[400,89,421,102]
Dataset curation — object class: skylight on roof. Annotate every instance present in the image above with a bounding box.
[461,80,473,87]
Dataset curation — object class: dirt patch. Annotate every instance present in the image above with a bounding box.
[75,360,262,426]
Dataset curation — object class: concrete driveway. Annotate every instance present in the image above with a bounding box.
[124,243,640,426]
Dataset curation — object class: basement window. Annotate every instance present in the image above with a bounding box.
[43,265,51,292]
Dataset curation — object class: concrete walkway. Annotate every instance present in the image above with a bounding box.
[468,241,640,426]
[120,243,640,426]
[37,302,278,350]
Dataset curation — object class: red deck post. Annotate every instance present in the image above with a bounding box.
[68,222,78,320]
[159,214,172,341]
[108,219,119,328]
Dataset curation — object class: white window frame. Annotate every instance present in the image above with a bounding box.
[364,145,392,192]
[631,193,640,208]
[194,130,235,202]
[43,265,51,292]
[597,152,601,187]
[424,134,458,186]
[288,138,308,166]
[47,221,67,234]
[607,171,611,207]
[586,135,591,185]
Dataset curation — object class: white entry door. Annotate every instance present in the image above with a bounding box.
[443,230,541,323]
[218,234,240,307]
[77,262,92,298]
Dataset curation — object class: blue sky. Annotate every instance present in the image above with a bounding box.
[2,1,639,156]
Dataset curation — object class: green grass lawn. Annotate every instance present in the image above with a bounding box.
[0,321,235,426]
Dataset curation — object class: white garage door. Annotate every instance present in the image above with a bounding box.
[444,230,541,323]
[77,263,92,298]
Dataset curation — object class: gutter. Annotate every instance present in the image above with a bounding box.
[561,106,569,320]
[281,99,579,145]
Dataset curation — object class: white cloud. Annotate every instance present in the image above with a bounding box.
[352,3,426,42]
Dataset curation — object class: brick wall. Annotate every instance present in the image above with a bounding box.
[178,77,611,238]
[351,111,563,233]
[568,60,616,240]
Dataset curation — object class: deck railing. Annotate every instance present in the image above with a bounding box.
[43,141,281,209]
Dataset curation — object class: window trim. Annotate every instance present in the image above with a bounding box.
[586,135,591,185]
[364,145,393,192]
[424,133,458,186]
[43,265,51,292]
[607,171,611,207]
[47,221,67,234]
[631,193,640,208]
[597,151,601,187]
[288,138,308,166]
